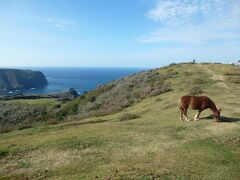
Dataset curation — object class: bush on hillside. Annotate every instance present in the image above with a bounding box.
[189,78,207,85]
[89,96,96,102]
[149,83,171,97]
[188,85,204,96]
[57,68,176,119]
[18,124,32,130]
[225,72,240,76]
[227,76,240,84]
[187,78,205,96]
[118,113,140,121]
[0,102,49,133]
[224,69,240,84]
[183,71,193,76]
[47,118,59,125]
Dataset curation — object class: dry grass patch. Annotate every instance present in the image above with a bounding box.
[0,149,80,178]
[215,82,229,89]
[205,123,239,135]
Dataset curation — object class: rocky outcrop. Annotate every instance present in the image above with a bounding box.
[0,69,48,91]
[0,88,79,101]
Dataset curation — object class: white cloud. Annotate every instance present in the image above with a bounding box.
[147,0,198,24]
[147,0,237,24]
[137,23,240,44]
[45,17,76,28]
[139,0,240,44]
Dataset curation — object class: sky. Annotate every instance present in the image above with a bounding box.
[0,0,240,67]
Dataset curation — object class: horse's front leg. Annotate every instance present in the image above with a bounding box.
[194,111,201,121]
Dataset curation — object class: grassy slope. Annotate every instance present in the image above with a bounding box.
[0,63,240,179]
[6,98,58,107]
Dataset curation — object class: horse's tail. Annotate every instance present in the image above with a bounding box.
[178,97,183,107]
[178,97,183,113]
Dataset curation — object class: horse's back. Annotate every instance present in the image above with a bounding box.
[179,95,212,110]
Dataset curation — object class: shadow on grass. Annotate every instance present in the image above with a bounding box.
[220,116,240,122]
[200,115,240,122]
[62,119,108,128]
[14,119,109,134]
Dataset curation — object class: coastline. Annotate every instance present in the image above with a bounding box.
[1,67,146,96]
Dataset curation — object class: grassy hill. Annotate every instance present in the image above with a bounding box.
[0,63,240,179]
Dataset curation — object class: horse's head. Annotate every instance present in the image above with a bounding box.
[213,108,221,121]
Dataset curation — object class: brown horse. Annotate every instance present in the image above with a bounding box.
[179,96,221,122]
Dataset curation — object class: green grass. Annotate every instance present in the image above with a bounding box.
[6,98,58,107]
[0,63,239,179]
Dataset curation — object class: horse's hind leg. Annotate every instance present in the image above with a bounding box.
[179,106,184,121]
[179,105,190,121]
[183,108,190,121]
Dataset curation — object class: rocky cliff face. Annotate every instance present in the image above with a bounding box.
[0,69,48,90]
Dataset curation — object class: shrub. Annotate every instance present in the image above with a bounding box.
[169,63,177,67]
[89,96,96,102]
[223,69,240,84]
[183,71,193,76]
[94,103,102,110]
[0,102,47,132]
[188,85,204,96]
[18,125,32,130]
[224,72,240,76]
[60,67,173,120]
[188,78,207,86]
[143,86,152,95]
[80,94,85,99]
[118,113,140,121]
[53,104,61,109]
[47,118,59,125]
[57,111,66,120]
[227,77,240,84]
[150,84,171,97]
[0,150,8,159]
[187,78,206,96]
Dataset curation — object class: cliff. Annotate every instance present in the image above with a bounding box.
[0,69,48,91]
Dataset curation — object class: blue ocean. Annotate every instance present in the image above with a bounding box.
[7,67,146,95]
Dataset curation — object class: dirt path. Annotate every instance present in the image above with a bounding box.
[197,64,229,89]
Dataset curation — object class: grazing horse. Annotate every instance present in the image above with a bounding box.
[179,96,221,122]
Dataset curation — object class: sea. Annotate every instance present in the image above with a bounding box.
[3,67,146,95]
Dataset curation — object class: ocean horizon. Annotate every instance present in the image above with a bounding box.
[2,67,147,95]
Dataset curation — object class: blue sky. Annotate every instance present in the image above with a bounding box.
[0,0,240,67]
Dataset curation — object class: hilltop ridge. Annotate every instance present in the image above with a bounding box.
[1,63,239,130]
[58,62,240,120]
